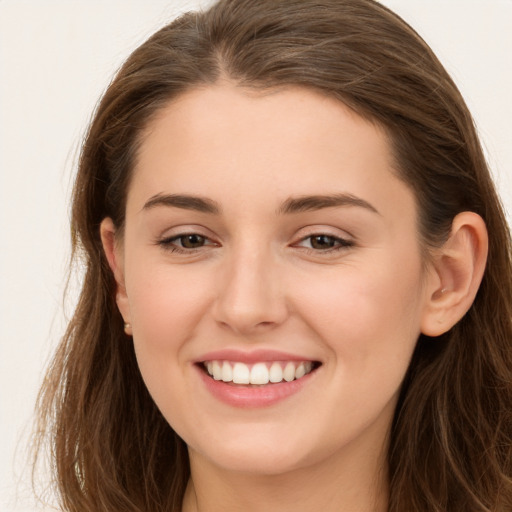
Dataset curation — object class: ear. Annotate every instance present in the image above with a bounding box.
[100,217,132,330]
[421,212,488,337]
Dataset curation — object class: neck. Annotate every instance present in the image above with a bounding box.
[182,438,389,512]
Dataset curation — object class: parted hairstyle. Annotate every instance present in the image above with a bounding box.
[34,1,512,511]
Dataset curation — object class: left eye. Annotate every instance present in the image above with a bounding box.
[297,234,352,250]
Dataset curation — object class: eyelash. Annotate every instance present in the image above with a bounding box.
[158,233,216,254]
[295,234,354,253]
[157,233,353,255]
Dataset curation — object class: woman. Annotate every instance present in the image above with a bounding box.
[34,0,512,510]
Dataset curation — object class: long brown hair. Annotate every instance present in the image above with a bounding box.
[34,1,512,510]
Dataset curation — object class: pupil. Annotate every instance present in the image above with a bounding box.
[181,234,205,248]
[311,235,335,249]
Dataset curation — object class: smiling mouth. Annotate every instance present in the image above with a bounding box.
[201,360,321,386]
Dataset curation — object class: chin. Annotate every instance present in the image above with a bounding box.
[186,422,326,476]
[203,445,311,476]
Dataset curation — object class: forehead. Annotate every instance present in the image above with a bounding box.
[129,84,414,222]
[139,84,388,159]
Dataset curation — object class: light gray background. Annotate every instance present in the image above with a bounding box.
[1,1,511,510]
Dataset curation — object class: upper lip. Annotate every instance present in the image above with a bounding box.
[195,348,319,364]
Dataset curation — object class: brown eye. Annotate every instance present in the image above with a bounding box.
[295,233,353,253]
[309,235,339,250]
[157,232,217,254]
[179,234,206,248]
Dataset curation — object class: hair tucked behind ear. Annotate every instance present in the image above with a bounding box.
[34,1,512,510]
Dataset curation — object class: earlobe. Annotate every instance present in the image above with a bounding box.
[100,217,132,326]
[421,212,488,337]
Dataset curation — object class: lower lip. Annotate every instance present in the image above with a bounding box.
[196,365,317,408]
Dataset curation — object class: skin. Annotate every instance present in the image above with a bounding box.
[101,83,488,512]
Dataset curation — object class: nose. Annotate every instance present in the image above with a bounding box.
[212,244,289,336]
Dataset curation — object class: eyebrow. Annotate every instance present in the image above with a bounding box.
[142,192,379,216]
[142,193,221,214]
[277,193,380,215]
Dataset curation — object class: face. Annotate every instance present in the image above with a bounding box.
[105,84,435,476]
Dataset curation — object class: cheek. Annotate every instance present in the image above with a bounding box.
[292,255,424,378]
[125,262,213,352]
[285,263,424,446]
[124,263,214,432]
[122,259,215,416]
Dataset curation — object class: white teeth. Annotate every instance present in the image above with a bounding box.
[283,362,296,382]
[269,362,283,383]
[232,362,250,384]
[250,363,270,385]
[204,360,315,385]
[221,361,233,382]
[295,362,306,379]
[212,361,222,380]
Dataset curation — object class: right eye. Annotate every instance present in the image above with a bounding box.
[158,233,215,253]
